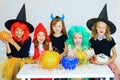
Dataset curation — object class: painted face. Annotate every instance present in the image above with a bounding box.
[15,28,24,39]
[37,31,45,44]
[73,33,82,47]
[52,21,62,34]
[96,22,107,36]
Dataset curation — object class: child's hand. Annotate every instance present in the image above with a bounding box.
[89,55,96,64]
[85,48,95,59]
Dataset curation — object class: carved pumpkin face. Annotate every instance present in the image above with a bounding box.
[39,50,60,69]
[0,31,11,41]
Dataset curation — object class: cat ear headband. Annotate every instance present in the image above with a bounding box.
[50,13,65,20]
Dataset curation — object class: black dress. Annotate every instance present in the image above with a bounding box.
[7,37,31,58]
[50,34,68,54]
[89,37,116,80]
[89,37,116,57]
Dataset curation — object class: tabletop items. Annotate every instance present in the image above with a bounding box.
[0,31,11,41]
[39,50,60,69]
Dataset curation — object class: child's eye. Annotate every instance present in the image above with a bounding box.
[53,26,56,27]
[58,26,61,27]
[74,37,77,39]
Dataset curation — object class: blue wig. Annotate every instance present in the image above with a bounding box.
[65,26,90,51]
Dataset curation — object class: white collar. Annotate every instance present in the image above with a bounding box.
[96,35,106,41]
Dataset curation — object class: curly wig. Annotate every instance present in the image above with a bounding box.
[65,26,90,51]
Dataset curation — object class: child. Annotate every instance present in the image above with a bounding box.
[49,14,68,80]
[86,4,119,80]
[63,26,92,80]
[29,23,52,80]
[50,14,68,54]
[2,4,34,80]
[64,25,93,62]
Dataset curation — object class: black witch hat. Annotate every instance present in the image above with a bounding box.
[5,4,34,33]
[86,4,116,34]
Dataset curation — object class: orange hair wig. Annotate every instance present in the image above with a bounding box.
[10,22,30,44]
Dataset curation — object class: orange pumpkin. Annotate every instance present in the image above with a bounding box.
[0,31,11,41]
[39,50,60,69]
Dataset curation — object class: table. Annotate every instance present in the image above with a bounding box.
[17,63,114,80]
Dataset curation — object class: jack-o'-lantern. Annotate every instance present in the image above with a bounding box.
[0,31,11,41]
[39,50,60,69]
[77,50,88,65]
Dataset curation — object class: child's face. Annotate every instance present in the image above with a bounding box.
[37,32,45,44]
[96,21,107,36]
[52,21,62,34]
[73,33,82,47]
[15,28,24,39]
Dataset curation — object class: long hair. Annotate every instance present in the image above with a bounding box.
[10,22,30,44]
[50,16,67,36]
[91,21,112,41]
[33,23,50,50]
[65,26,90,51]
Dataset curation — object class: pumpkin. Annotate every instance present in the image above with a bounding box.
[96,53,109,63]
[39,50,60,69]
[0,31,11,41]
[61,56,78,70]
[77,50,88,65]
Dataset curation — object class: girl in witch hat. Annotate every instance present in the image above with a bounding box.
[2,4,34,80]
[87,4,119,80]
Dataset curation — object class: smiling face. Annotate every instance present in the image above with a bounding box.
[96,21,107,36]
[52,21,62,34]
[15,28,24,39]
[73,33,82,47]
[37,31,45,44]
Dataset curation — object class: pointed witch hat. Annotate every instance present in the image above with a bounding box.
[86,4,116,34]
[5,4,34,33]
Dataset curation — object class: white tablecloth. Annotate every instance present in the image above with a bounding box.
[17,63,114,80]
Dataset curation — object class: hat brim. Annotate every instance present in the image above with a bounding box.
[5,19,34,33]
[86,18,116,34]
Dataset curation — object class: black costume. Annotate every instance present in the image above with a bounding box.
[90,38,116,57]
[50,34,68,53]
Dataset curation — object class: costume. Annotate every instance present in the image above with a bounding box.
[90,38,116,57]
[29,23,52,80]
[64,26,90,65]
[29,43,44,60]
[32,23,50,42]
[50,34,68,53]
[7,37,31,58]
[62,26,90,80]
[50,14,68,80]
[2,4,34,80]
[65,26,90,50]
[30,23,50,60]
[50,14,68,54]
[87,4,119,79]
